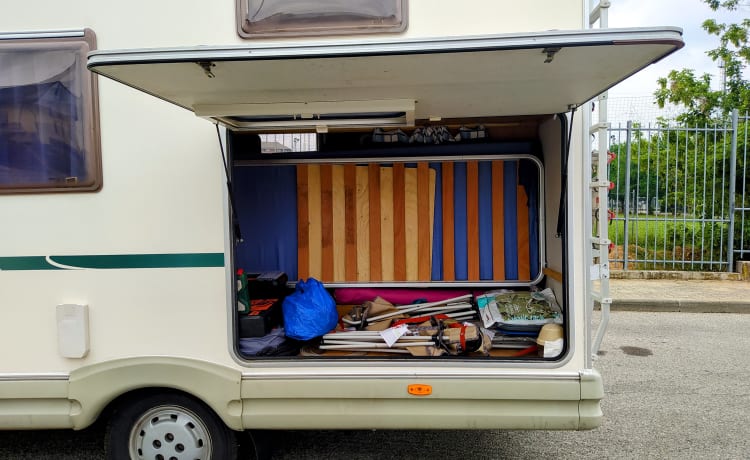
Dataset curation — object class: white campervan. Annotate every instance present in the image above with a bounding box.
[0,1,681,458]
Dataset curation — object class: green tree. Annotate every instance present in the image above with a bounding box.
[655,0,750,124]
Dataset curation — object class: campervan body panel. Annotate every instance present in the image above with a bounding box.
[2,0,585,49]
[0,0,678,440]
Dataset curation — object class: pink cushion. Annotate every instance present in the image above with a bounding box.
[334,288,472,306]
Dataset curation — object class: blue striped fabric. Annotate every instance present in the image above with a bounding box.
[233,159,539,282]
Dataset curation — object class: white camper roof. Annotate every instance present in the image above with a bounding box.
[87,27,683,130]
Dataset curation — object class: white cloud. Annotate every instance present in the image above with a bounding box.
[606,0,744,97]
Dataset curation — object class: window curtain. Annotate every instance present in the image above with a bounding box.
[0,50,87,186]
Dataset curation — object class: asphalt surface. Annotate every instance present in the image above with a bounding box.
[1,310,749,459]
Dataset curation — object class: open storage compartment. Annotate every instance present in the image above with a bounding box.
[229,116,568,361]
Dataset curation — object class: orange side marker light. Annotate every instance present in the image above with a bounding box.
[408,384,432,396]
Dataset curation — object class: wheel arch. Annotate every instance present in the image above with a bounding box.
[68,356,243,430]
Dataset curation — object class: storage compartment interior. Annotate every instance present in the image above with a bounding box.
[229,116,567,361]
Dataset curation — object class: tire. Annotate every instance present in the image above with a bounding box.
[105,392,238,460]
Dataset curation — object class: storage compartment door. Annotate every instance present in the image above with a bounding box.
[87,28,682,129]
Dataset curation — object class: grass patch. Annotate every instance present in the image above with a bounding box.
[607,215,729,270]
[609,216,711,248]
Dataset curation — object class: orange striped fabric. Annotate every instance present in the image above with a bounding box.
[297,164,435,282]
[297,160,533,283]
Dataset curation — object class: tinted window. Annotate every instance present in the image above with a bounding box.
[237,0,407,38]
[0,30,101,193]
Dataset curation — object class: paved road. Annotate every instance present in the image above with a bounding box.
[1,311,749,459]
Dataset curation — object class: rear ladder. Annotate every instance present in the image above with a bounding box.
[587,0,613,360]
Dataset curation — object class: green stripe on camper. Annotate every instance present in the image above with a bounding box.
[0,256,64,270]
[0,253,224,270]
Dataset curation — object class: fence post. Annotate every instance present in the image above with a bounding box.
[623,121,633,270]
[728,109,739,272]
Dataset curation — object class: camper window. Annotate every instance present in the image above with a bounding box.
[236,0,407,38]
[0,30,101,193]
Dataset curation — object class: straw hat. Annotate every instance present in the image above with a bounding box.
[536,323,563,346]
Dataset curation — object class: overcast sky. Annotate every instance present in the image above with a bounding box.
[607,0,747,98]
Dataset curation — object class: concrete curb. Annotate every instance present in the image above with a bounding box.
[605,268,750,313]
[609,299,750,314]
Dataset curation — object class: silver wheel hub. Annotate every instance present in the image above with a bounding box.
[129,405,213,460]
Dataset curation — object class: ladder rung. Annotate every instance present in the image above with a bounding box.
[591,291,613,304]
[589,0,612,26]
[589,122,610,135]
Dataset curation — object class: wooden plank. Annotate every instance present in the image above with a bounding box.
[428,168,436,277]
[331,165,346,282]
[543,267,563,283]
[392,163,406,280]
[355,166,370,281]
[517,182,531,281]
[307,164,322,279]
[380,167,395,281]
[417,162,431,280]
[368,164,382,281]
[404,168,418,281]
[296,165,309,280]
[320,165,334,281]
[442,162,455,281]
[298,163,438,284]
[492,161,505,280]
[344,165,358,282]
[466,161,480,280]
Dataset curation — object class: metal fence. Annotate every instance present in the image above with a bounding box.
[607,110,748,272]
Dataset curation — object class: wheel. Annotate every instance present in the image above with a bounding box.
[105,392,238,460]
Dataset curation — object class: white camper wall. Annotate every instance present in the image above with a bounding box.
[0,89,230,372]
[0,0,587,373]
[0,1,234,372]
[1,0,585,49]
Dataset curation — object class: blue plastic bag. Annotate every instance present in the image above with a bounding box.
[282,278,338,341]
